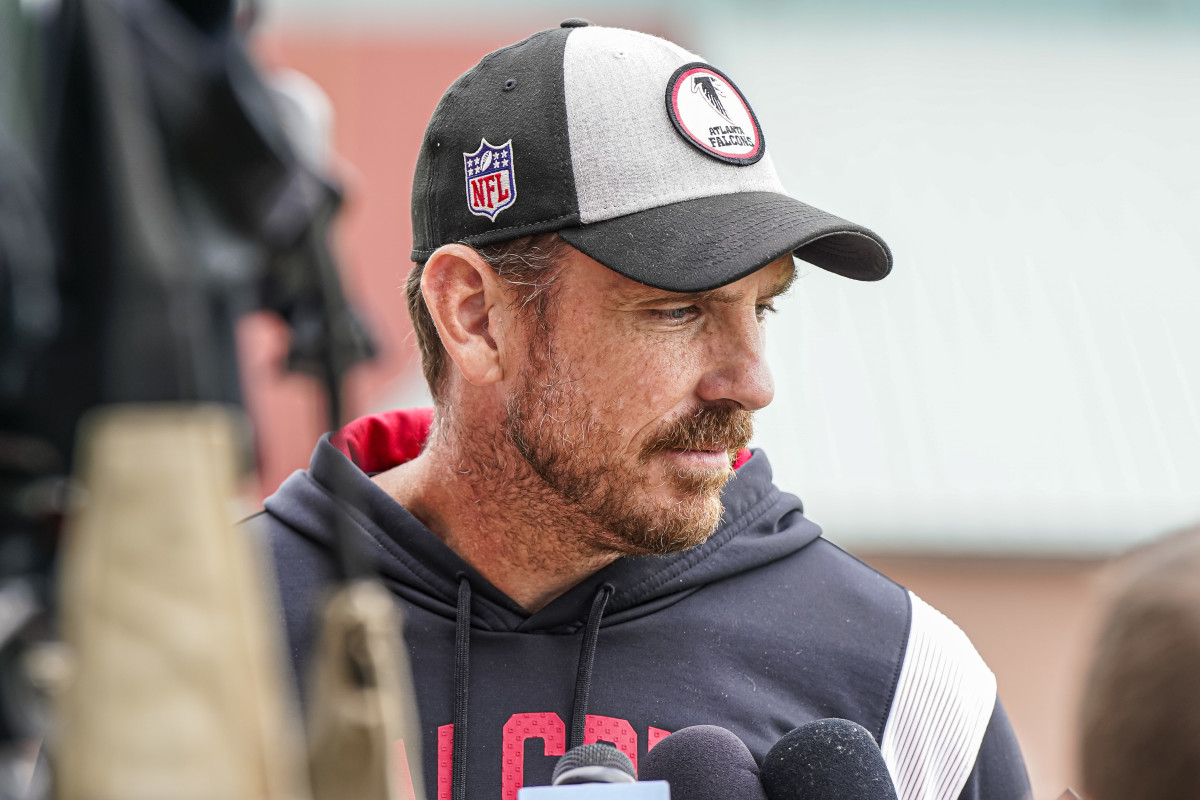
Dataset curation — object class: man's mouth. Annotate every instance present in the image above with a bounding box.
[662,448,734,469]
[639,406,754,464]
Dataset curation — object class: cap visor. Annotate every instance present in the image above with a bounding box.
[557,191,891,292]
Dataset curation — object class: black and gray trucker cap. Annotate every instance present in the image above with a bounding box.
[411,20,892,291]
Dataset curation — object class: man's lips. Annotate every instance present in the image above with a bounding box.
[661,448,734,468]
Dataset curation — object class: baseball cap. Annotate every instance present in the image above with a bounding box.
[411,20,892,292]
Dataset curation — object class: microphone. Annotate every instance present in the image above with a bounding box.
[639,725,767,799]
[761,718,898,800]
[553,743,637,785]
[518,743,668,799]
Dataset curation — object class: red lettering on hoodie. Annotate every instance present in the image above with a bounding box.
[583,715,639,772]
[436,724,454,800]
[501,712,567,800]
[647,726,672,751]
[435,714,671,799]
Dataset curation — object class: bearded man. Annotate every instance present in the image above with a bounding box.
[260,21,1031,800]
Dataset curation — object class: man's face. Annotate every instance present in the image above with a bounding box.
[503,246,794,556]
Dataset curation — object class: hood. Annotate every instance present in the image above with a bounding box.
[263,408,823,634]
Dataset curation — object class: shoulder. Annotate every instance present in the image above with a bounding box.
[880,591,1023,800]
[765,539,1024,800]
[762,537,913,656]
[707,537,911,740]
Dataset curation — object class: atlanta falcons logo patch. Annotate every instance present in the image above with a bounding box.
[665,63,764,166]
[464,139,516,220]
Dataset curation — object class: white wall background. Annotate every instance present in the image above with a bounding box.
[713,21,1200,554]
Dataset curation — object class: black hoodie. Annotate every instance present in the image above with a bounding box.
[257,409,1030,800]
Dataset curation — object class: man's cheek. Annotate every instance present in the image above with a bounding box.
[626,376,680,413]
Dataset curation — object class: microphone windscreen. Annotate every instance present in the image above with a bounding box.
[761,718,898,800]
[639,725,767,800]
[553,743,637,785]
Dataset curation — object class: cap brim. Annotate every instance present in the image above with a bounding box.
[557,191,892,292]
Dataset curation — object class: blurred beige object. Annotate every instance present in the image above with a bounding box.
[55,405,311,800]
[306,579,423,800]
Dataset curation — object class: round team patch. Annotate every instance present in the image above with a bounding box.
[665,62,765,166]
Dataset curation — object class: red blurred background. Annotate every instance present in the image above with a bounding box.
[242,31,514,498]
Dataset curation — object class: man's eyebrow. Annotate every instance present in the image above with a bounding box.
[625,287,739,306]
[763,265,798,298]
[625,263,797,307]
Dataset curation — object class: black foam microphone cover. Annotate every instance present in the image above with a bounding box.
[639,725,767,800]
[552,743,637,785]
[761,718,898,800]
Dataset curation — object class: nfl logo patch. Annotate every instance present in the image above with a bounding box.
[463,139,517,221]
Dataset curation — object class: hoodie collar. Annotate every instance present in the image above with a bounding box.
[264,409,821,633]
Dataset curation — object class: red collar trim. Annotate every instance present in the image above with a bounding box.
[330,407,434,474]
[331,407,752,473]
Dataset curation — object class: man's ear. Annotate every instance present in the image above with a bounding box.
[421,244,510,386]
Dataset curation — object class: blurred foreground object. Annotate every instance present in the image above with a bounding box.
[306,580,423,800]
[2,0,375,591]
[1078,525,1200,800]
[1,0,401,796]
[56,406,309,800]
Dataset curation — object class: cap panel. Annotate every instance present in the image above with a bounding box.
[410,28,580,261]
[562,27,783,225]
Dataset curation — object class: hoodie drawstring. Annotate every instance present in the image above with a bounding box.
[449,580,615,799]
[569,583,613,750]
[451,575,471,800]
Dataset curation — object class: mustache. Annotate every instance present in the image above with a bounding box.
[640,406,755,461]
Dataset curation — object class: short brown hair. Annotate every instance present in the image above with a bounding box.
[1079,526,1200,800]
[405,233,570,402]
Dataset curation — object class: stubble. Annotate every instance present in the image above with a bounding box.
[503,337,754,556]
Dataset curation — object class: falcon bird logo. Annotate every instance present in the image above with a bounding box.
[666,62,765,164]
[691,75,732,122]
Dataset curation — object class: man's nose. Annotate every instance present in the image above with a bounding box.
[695,311,775,412]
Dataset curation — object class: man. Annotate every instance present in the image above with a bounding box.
[261,21,1031,800]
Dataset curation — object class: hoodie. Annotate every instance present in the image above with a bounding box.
[257,408,1030,800]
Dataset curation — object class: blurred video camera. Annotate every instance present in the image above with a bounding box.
[0,1,397,798]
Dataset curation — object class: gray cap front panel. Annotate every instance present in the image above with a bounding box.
[562,27,785,226]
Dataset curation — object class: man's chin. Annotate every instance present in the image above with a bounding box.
[596,459,732,554]
[597,490,725,557]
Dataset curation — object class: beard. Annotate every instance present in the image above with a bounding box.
[504,346,754,556]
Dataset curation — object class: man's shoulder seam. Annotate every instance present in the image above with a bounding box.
[819,539,907,592]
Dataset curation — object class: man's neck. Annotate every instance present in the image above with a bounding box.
[370,421,620,613]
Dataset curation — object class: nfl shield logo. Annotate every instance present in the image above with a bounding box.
[463,139,517,221]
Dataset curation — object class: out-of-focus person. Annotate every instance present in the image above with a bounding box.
[1078,524,1200,800]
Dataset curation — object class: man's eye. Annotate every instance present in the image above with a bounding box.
[755,303,777,320]
[653,306,699,322]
